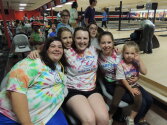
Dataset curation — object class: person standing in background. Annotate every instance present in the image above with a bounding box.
[30,15,35,23]
[24,20,32,36]
[23,13,28,22]
[56,9,74,36]
[15,20,25,34]
[56,11,61,24]
[36,16,40,22]
[48,24,56,38]
[30,22,45,50]
[84,0,97,27]
[140,19,155,54]
[101,8,107,29]
[69,2,78,28]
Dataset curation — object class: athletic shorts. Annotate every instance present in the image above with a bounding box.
[64,87,100,104]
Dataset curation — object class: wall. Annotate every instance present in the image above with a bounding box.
[14,11,41,20]
[0,10,41,21]
[0,0,76,21]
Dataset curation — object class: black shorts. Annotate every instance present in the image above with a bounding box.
[102,78,117,96]
[63,87,100,104]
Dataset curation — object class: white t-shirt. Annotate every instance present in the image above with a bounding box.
[98,50,121,82]
[140,19,155,28]
[65,46,98,91]
[69,8,78,24]
[91,37,101,50]
[116,60,140,86]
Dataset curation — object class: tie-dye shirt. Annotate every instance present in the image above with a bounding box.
[65,46,98,91]
[98,50,121,82]
[116,59,139,86]
[0,58,67,125]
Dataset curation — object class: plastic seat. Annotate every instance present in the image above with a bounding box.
[13,34,31,53]
[0,75,8,91]
[11,34,31,58]
[98,77,129,122]
[98,77,129,108]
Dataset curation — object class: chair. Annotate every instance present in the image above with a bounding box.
[98,77,129,108]
[0,75,8,91]
[12,34,31,57]
[98,77,130,123]
[24,24,32,37]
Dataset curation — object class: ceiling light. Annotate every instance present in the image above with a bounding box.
[56,5,63,7]
[19,7,25,9]
[65,2,73,5]
[19,4,27,6]
[46,8,51,11]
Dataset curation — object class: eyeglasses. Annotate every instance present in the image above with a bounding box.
[89,27,97,31]
[61,14,69,17]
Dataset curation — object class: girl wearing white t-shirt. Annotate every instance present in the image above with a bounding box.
[114,41,147,125]
[64,27,109,125]
[98,32,152,125]
[28,27,109,125]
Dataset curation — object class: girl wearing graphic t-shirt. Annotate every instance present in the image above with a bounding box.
[64,27,109,125]
[98,32,152,125]
[27,27,109,125]
[113,41,147,125]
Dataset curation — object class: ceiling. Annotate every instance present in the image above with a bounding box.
[1,0,167,11]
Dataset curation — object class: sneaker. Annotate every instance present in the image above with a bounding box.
[126,117,134,125]
[138,120,150,125]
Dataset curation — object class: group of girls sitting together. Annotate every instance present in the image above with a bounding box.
[0,22,152,125]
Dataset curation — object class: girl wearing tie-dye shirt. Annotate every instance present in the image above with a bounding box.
[64,27,109,125]
[97,32,152,125]
[27,27,109,125]
[0,37,68,125]
[113,41,147,125]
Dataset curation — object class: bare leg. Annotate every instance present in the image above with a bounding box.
[66,95,96,125]
[88,93,109,125]
[127,91,142,125]
[129,111,138,119]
